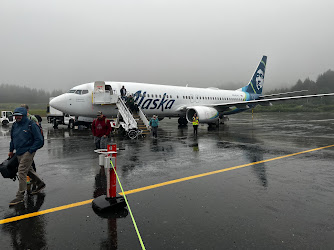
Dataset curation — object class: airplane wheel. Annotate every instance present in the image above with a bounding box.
[128,129,137,139]
[178,117,187,126]
[53,119,58,129]
[2,120,9,126]
[118,126,127,136]
[69,120,74,129]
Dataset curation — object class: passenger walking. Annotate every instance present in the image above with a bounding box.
[149,115,159,138]
[8,107,45,206]
[127,95,135,112]
[21,104,39,190]
[192,113,199,136]
[91,111,112,149]
[120,86,127,101]
[21,104,39,125]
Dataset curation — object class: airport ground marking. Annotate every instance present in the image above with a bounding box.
[1,144,334,225]
[0,199,93,225]
[120,144,334,196]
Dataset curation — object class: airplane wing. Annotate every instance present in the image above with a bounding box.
[259,90,308,98]
[206,92,334,111]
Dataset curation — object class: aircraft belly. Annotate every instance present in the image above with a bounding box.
[92,105,118,118]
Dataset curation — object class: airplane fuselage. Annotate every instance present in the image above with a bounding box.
[51,81,252,119]
[49,56,334,126]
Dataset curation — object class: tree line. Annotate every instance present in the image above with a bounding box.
[267,69,334,95]
[0,84,63,103]
[266,69,334,105]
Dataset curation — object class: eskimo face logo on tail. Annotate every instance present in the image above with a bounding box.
[134,90,175,111]
[256,69,264,90]
[250,58,266,94]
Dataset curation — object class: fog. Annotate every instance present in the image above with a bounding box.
[1,0,333,92]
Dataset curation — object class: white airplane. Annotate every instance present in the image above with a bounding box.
[50,56,334,126]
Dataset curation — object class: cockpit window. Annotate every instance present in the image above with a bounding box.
[69,89,89,95]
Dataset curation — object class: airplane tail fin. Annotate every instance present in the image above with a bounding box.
[239,56,267,95]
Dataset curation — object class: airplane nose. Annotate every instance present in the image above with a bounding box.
[49,94,68,111]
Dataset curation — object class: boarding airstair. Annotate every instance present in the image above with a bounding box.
[115,98,151,139]
[91,81,150,139]
[133,108,151,136]
[115,97,137,131]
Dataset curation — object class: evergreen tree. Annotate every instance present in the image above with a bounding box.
[0,84,63,103]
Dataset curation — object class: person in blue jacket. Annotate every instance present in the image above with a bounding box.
[149,115,159,138]
[8,107,45,206]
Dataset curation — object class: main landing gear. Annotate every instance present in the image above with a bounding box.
[178,117,188,126]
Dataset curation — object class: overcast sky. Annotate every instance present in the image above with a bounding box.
[1,0,333,92]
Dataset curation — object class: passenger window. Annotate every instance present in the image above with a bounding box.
[159,95,161,98]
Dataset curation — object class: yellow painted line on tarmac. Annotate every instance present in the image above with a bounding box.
[0,199,93,225]
[1,144,334,225]
[121,144,334,195]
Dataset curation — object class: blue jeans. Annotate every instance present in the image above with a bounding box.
[94,136,108,149]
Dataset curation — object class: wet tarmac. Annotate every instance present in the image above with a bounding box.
[1,112,334,249]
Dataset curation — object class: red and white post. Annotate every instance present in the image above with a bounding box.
[93,144,126,212]
[106,144,117,198]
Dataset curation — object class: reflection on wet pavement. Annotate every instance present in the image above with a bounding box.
[0,112,334,249]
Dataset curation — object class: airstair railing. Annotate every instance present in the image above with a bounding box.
[138,107,150,131]
[116,97,137,130]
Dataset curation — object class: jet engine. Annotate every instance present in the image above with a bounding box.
[186,106,219,124]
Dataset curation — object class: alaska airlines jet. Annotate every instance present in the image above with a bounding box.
[50,56,334,125]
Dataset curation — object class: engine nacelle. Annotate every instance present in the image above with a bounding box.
[186,106,219,124]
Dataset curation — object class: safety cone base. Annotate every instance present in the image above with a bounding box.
[92,195,126,212]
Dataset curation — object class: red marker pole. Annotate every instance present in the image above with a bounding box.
[107,144,117,198]
[92,143,126,212]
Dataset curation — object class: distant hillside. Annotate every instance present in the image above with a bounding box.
[266,69,334,95]
[0,84,63,103]
[264,69,334,106]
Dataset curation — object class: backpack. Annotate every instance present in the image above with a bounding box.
[28,120,44,149]
[34,114,43,123]
[0,154,19,180]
